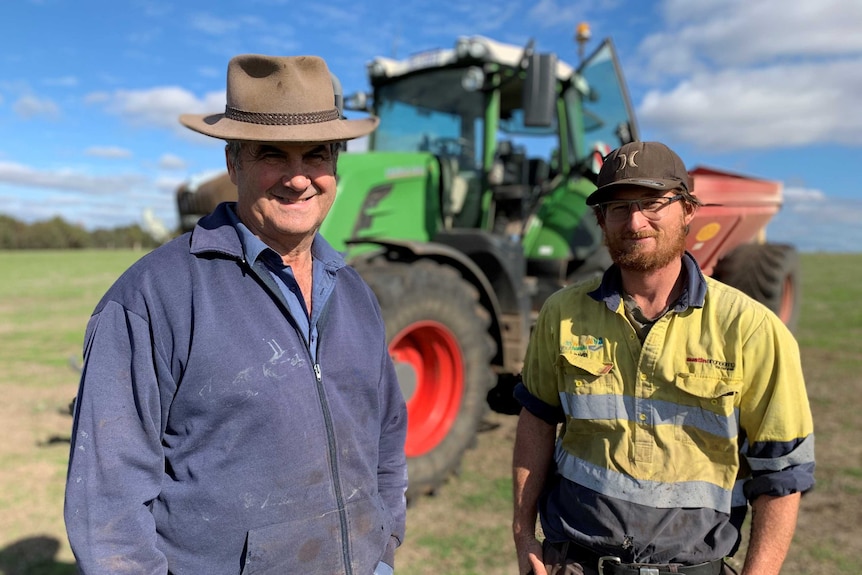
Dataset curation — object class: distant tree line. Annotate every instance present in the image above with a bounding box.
[0,214,164,250]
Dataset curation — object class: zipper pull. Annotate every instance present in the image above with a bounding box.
[313,363,321,382]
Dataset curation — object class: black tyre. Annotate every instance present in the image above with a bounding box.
[353,258,496,499]
[711,243,801,331]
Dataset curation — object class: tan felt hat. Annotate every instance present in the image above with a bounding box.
[179,54,378,143]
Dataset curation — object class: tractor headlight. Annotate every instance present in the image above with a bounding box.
[368,59,387,79]
[462,66,485,92]
[455,38,489,61]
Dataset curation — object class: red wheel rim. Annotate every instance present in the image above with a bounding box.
[390,321,464,457]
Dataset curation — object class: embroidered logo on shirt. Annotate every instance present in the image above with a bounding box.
[686,356,736,371]
[560,336,604,354]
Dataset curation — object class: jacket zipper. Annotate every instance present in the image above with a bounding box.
[248,258,354,574]
[311,359,353,575]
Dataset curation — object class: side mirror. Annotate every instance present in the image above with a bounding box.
[344,91,370,112]
[330,73,344,116]
[523,53,557,127]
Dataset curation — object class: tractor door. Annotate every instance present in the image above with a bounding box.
[576,38,640,163]
[520,39,640,304]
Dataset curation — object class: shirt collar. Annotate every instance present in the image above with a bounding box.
[225,203,346,271]
[588,251,707,312]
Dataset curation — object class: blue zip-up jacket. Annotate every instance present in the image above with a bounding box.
[65,203,408,575]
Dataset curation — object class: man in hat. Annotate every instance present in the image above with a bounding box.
[511,141,814,575]
[65,55,408,575]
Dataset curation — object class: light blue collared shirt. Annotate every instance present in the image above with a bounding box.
[228,206,335,362]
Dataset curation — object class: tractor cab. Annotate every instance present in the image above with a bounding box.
[344,35,639,302]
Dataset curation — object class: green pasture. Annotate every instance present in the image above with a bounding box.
[0,249,859,575]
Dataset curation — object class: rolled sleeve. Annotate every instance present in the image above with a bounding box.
[743,435,816,500]
[514,381,564,425]
[738,314,815,501]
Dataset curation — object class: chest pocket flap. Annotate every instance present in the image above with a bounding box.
[675,374,742,399]
[559,352,613,376]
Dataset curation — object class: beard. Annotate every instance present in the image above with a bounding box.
[605,224,688,273]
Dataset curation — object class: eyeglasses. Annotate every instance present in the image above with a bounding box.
[599,194,685,223]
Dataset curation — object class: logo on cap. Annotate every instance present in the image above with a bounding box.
[616,151,639,171]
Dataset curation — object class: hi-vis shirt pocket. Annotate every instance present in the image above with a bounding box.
[673,374,743,449]
[559,352,617,395]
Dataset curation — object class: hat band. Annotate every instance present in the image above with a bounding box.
[225,106,340,126]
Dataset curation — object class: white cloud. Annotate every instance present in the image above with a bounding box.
[13,94,60,119]
[44,76,78,87]
[0,161,181,231]
[197,66,222,79]
[188,13,265,36]
[655,0,862,68]
[0,161,147,195]
[638,58,862,150]
[528,0,594,29]
[189,13,240,35]
[85,146,133,159]
[84,92,110,104]
[159,154,187,170]
[89,86,225,135]
[782,186,827,202]
[154,175,185,193]
[634,0,862,152]
[767,186,862,252]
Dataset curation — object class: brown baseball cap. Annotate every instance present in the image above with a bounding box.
[586,141,690,206]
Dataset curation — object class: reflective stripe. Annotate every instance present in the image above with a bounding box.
[555,444,734,510]
[559,392,739,439]
[747,434,815,471]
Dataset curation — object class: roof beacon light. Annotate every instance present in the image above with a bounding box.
[575,22,591,62]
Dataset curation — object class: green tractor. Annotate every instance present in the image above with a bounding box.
[176,35,798,498]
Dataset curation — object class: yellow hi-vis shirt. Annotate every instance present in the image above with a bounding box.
[519,254,814,546]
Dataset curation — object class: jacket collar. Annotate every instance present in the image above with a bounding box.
[588,251,707,313]
[188,202,346,272]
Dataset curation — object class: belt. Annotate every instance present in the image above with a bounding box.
[552,541,724,575]
[599,556,723,575]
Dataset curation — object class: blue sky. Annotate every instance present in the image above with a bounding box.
[1,0,860,251]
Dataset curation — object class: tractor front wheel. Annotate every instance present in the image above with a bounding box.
[354,258,496,500]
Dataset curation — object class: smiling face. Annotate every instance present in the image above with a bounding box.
[598,186,696,273]
[227,141,339,257]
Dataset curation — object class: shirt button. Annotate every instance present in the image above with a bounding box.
[639,413,647,421]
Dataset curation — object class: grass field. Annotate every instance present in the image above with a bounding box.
[0,249,859,574]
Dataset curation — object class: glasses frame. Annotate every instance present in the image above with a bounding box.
[599,193,685,223]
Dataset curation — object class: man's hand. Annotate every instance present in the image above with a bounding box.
[514,535,546,575]
[512,408,556,575]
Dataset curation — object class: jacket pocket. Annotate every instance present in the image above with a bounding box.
[240,494,390,575]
